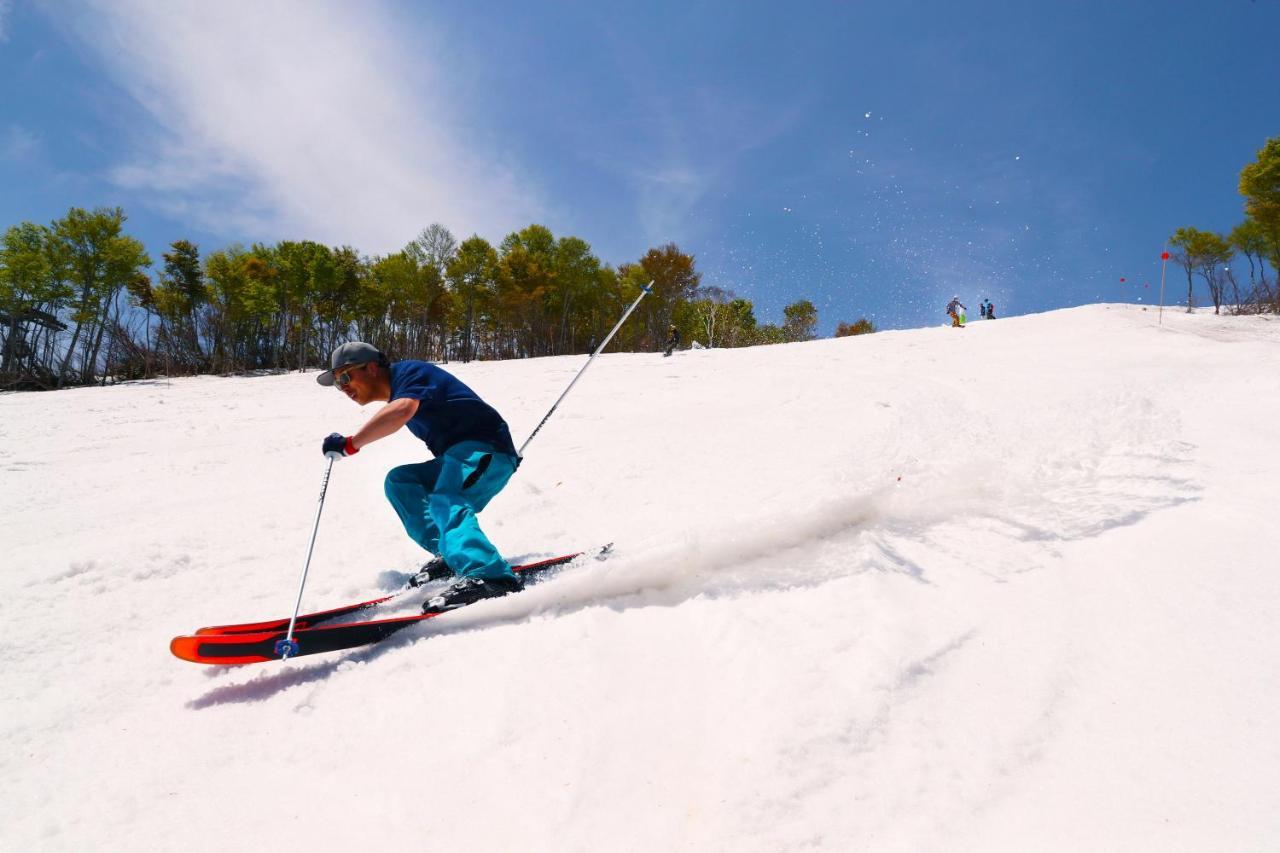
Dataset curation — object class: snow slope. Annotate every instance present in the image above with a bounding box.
[2,304,1278,851]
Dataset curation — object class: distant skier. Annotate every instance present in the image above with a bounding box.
[317,342,523,611]
[986,300,996,320]
[663,324,681,357]
[946,296,966,327]
[980,298,990,319]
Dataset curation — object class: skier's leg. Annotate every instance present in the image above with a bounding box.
[384,460,444,552]
[425,442,518,580]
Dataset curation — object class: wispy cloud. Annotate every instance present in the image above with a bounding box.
[0,1,11,43]
[622,93,810,248]
[54,0,542,252]
[1,124,40,161]
[570,13,815,250]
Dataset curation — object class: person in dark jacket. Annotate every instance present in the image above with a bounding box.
[663,324,681,357]
[317,341,521,611]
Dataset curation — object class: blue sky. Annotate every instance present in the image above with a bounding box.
[2,0,1277,333]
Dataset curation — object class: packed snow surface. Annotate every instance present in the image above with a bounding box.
[2,304,1279,851]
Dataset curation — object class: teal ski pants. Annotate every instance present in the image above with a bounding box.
[384,441,518,580]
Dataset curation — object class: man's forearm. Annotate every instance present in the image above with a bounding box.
[352,398,418,449]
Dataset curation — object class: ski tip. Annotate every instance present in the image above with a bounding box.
[169,635,205,664]
[170,633,275,666]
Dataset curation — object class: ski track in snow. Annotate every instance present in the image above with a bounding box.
[1,305,1277,851]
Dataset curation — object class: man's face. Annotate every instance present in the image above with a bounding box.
[334,361,375,405]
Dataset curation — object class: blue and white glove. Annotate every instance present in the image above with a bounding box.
[322,433,359,459]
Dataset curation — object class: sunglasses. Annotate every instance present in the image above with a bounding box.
[334,362,369,388]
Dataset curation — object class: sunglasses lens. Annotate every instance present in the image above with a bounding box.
[335,362,367,388]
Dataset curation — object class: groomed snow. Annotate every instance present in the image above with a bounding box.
[2,304,1278,851]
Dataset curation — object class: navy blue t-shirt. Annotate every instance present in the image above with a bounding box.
[389,361,517,458]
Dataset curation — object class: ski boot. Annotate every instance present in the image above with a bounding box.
[423,574,523,613]
[408,556,454,588]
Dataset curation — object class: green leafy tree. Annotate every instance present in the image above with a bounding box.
[50,207,151,384]
[152,239,206,368]
[580,264,621,353]
[1239,137,1280,276]
[754,323,786,345]
[359,251,448,358]
[204,245,256,372]
[686,286,732,348]
[272,240,336,368]
[314,246,362,356]
[405,223,458,278]
[551,235,604,354]
[1228,218,1275,309]
[610,263,656,352]
[636,244,700,350]
[242,251,281,365]
[782,299,818,342]
[1170,227,1234,314]
[446,236,499,362]
[496,225,558,358]
[722,298,759,347]
[0,222,68,383]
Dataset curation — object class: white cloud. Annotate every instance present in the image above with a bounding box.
[2,124,40,161]
[56,0,541,252]
[601,89,810,249]
[633,164,714,247]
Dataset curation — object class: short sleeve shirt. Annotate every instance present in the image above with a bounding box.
[389,361,517,458]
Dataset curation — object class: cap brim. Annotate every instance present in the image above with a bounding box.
[316,370,336,387]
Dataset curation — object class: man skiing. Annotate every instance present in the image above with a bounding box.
[317,341,522,611]
[946,296,966,327]
[663,323,681,357]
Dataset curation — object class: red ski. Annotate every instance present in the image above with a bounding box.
[171,547,607,664]
[195,550,596,636]
[172,610,447,665]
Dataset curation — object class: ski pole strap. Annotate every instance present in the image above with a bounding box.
[518,280,652,458]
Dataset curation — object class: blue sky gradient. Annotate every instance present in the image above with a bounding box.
[2,0,1278,332]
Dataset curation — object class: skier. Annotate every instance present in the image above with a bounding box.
[663,323,681,357]
[317,341,522,611]
[986,300,997,320]
[945,296,966,327]
[980,298,990,319]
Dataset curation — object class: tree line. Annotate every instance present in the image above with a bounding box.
[1169,135,1280,314]
[1,213,873,391]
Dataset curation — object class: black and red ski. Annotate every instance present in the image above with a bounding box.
[171,547,606,665]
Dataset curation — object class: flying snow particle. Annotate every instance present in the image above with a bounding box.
[865,112,872,118]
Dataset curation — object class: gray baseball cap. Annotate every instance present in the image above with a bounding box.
[316,341,385,386]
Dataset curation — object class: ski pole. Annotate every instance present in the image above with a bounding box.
[276,457,335,660]
[519,280,652,457]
